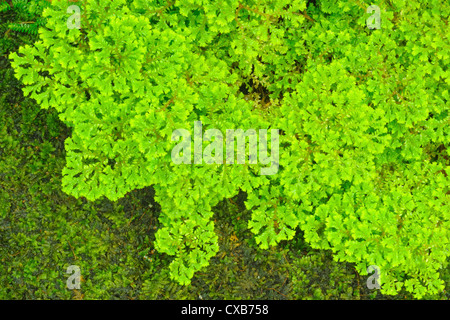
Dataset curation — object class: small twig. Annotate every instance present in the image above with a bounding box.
[293,11,315,23]
[157,95,176,112]
[68,240,78,260]
[267,287,288,298]
[235,5,244,31]
[353,0,368,11]
[240,4,272,20]
[136,211,147,223]
[146,1,175,16]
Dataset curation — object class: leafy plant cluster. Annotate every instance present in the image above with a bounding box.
[0,73,383,299]
[9,0,450,298]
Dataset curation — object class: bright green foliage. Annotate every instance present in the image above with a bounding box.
[9,0,450,298]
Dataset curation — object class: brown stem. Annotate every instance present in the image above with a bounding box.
[146,0,176,15]
[293,11,315,23]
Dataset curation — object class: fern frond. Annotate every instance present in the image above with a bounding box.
[6,0,51,35]
[11,0,28,10]
[8,21,39,34]
[0,0,11,12]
